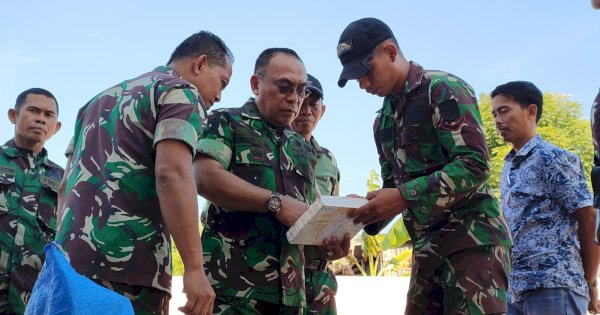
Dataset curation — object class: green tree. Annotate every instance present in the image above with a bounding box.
[359,170,412,276]
[479,92,593,192]
[171,224,204,276]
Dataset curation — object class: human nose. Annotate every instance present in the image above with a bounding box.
[358,77,370,90]
[493,114,502,125]
[298,104,310,115]
[285,90,300,103]
[35,113,47,124]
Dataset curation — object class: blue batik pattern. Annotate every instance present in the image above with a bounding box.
[500,135,592,303]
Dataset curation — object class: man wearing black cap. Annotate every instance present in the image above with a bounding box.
[337,18,512,314]
[291,74,342,315]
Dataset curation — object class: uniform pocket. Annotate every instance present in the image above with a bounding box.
[0,166,16,215]
[37,175,60,232]
[400,125,445,176]
[232,132,276,185]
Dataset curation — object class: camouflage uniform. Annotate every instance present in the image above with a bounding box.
[198,98,316,314]
[372,62,512,314]
[0,140,63,314]
[56,66,206,314]
[304,137,339,315]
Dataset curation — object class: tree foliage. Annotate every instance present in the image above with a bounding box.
[171,225,204,276]
[479,92,593,193]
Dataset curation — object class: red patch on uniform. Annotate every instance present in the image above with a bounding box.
[438,116,466,131]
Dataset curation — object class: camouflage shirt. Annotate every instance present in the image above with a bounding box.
[1,140,63,232]
[312,138,340,197]
[56,66,206,293]
[373,62,512,258]
[198,98,317,308]
[0,139,63,311]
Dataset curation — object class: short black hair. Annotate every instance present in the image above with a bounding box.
[254,48,302,75]
[491,81,543,122]
[15,88,59,115]
[167,31,234,67]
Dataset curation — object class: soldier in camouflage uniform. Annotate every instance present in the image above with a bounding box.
[56,31,234,315]
[194,48,349,315]
[291,74,341,315]
[336,18,512,314]
[0,88,63,314]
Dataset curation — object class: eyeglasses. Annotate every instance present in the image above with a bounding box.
[274,82,311,99]
[260,75,311,99]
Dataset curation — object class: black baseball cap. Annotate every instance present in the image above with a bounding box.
[336,17,394,87]
[307,74,324,99]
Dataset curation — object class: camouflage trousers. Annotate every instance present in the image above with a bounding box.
[0,214,50,315]
[304,261,337,315]
[214,295,303,315]
[94,279,170,315]
[405,245,511,315]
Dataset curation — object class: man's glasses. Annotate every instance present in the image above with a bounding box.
[273,82,311,99]
[260,75,311,99]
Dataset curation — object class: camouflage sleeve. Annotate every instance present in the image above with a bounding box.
[399,79,491,224]
[153,87,204,156]
[64,137,74,158]
[197,110,233,169]
[328,150,340,197]
[374,116,395,188]
[592,89,600,166]
[329,152,341,196]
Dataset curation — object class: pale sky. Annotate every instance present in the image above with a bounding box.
[2,1,599,204]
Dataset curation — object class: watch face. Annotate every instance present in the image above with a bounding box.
[268,195,282,212]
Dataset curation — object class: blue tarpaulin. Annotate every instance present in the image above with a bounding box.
[25,242,134,315]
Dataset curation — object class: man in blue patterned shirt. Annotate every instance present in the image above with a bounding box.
[491,81,600,315]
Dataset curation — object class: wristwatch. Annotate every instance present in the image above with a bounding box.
[265,193,283,213]
[589,279,598,288]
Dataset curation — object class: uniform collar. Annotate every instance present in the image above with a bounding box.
[153,65,181,78]
[402,61,425,96]
[310,136,324,155]
[241,98,292,137]
[241,98,262,120]
[2,139,50,165]
[153,65,206,110]
[379,61,424,117]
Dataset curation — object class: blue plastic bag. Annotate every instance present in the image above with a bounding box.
[25,242,134,315]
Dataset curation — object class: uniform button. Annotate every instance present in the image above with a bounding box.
[420,207,427,213]
[410,190,417,196]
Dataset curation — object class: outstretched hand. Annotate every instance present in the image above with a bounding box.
[347,188,407,225]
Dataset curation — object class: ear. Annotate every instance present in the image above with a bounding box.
[321,104,327,117]
[527,104,538,121]
[250,74,259,96]
[52,121,62,135]
[8,108,17,124]
[193,55,209,75]
[383,43,398,62]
